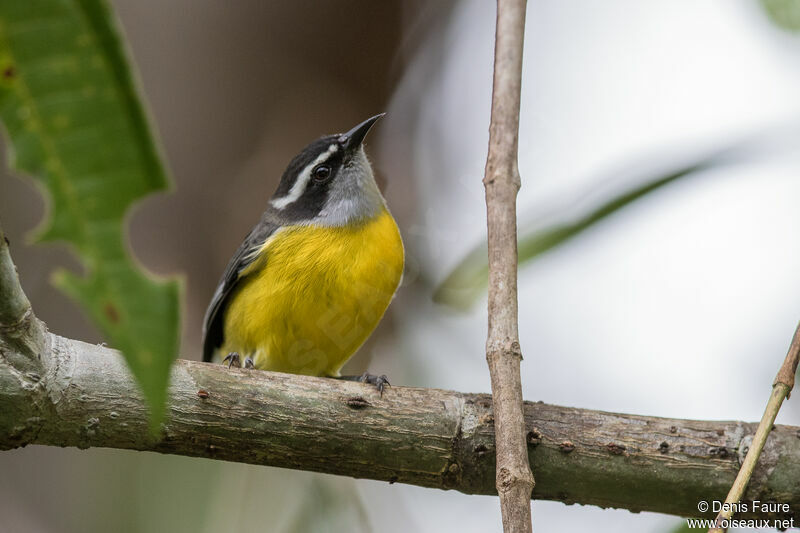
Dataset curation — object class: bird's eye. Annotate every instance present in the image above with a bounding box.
[312,165,331,182]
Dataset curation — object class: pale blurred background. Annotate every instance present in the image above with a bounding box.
[1,1,799,532]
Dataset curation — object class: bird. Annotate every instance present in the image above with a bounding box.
[202,114,403,392]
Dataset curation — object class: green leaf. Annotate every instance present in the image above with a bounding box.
[761,0,800,32]
[0,0,179,428]
[433,156,722,310]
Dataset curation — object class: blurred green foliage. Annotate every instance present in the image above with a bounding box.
[287,479,372,533]
[434,157,719,310]
[0,0,179,427]
[761,0,800,31]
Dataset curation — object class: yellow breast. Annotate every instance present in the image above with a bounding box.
[221,209,404,376]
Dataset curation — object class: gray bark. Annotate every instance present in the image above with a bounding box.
[1,333,798,522]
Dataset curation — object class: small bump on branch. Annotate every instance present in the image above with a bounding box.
[0,221,46,371]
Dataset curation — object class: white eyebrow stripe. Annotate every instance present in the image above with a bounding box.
[271,144,339,209]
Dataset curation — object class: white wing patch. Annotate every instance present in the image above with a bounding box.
[271,144,339,209]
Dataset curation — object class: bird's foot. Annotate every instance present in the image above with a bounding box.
[338,372,391,396]
[222,352,240,368]
[222,353,255,369]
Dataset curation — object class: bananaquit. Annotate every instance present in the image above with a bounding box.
[202,114,403,390]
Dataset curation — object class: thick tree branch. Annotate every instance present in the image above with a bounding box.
[483,0,533,531]
[0,335,799,522]
[3,217,799,526]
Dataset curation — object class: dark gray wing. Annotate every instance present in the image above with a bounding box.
[202,218,280,362]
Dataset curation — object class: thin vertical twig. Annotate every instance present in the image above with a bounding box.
[483,1,534,532]
[708,322,800,533]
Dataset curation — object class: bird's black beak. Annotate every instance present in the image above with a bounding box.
[338,113,385,152]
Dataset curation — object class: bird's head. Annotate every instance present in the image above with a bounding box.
[269,114,386,226]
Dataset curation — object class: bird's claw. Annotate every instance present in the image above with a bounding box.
[222,353,255,370]
[359,372,390,396]
[223,352,240,368]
